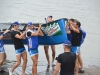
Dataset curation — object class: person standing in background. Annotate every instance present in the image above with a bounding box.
[44,16,56,66]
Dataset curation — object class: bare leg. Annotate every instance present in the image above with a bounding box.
[0,53,6,70]
[21,51,27,75]
[10,54,21,73]
[51,45,55,63]
[31,54,38,75]
[78,50,84,70]
[44,46,50,65]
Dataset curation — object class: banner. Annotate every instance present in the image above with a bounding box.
[41,20,62,36]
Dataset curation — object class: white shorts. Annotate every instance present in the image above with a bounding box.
[28,48,38,57]
[15,48,26,55]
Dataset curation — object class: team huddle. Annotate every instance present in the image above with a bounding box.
[0,16,86,75]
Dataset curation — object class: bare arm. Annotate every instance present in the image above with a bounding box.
[31,25,41,36]
[15,30,27,39]
[0,29,9,40]
[17,30,26,39]
[20,31,26,39]
[53,63,61,75]
[66,21,71,34]
[69,24,80,33]
[0,35,3,40]
[39,29,44,36]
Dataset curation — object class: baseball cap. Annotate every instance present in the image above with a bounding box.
[12,21,20,26]
[47,15,53,19]
[63,40,72,47]
[27,22,33,26]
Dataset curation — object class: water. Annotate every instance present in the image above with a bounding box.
[0,0,100,68]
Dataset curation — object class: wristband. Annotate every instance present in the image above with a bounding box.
[1,33,5,36]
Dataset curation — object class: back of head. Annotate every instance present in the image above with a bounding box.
[63,40,72,49]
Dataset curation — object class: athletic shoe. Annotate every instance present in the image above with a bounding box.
[46,65,50,72]
[9,70,13,75]
[51,62,56,66]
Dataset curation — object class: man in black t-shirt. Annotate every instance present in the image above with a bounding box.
[9,22,27,75]
[53,40,78,75]
[66,20,82,55]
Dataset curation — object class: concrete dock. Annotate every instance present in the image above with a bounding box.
[0,61,100,75]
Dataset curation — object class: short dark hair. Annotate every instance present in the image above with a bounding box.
[76,21,81,28]
[49,16,53,18]
[74,19,81,28]
[70,18,75,22]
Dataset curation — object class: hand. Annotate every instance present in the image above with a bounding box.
[4,29,10,34]
[39,24,42,28]
[75,73,79,75]
[34,26,39,29]
[68,19,70,23]
[25,27,28,31]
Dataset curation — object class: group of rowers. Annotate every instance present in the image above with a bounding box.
[0,16,86,75]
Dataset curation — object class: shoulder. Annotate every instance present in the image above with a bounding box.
[58,53,64,57]
[11,30,17,34]
[70,52,76,56]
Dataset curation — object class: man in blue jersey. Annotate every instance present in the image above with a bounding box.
[0,29,9,73]
[9,22,27,75]
[26,22,44,75]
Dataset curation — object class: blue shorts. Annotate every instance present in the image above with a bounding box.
[70,46,80,55]
[15,48,26,55]
[0,47,5,53]
[28,49,38,57]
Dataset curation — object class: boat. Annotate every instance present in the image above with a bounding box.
[0,18,68,45]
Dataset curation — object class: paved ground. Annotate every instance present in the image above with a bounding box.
[0,61,100,75]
